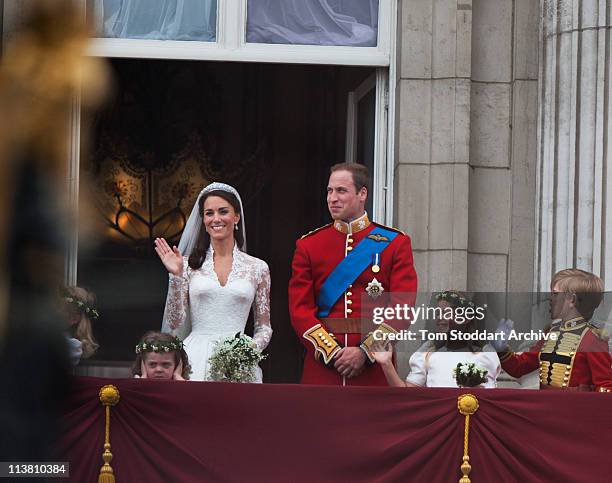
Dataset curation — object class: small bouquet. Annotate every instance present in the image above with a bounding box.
[208,333,267,383]
[453,361,488,387]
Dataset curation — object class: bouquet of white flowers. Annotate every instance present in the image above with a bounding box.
[208,333,267,383]
[452,361,488,387]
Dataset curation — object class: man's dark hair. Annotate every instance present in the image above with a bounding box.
[330,162,371,194]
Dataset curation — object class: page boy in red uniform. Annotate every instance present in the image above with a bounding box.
[498,269,612,391]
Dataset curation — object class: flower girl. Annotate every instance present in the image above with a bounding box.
[372,291,500,388]
[132,331,191,381]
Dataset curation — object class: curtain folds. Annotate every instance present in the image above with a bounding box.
[92,0,217,41]
[91,1,378,46]
[246,0,379,46]
[57,377,612,482]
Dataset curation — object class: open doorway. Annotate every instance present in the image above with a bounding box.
[78,59,377,382]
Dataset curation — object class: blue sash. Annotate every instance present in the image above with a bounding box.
[317,226,398,317]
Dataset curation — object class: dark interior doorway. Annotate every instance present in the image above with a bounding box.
[78,58,375,383]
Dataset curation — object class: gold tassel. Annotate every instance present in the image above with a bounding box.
[98,385,120,483]
[457,394,479,483]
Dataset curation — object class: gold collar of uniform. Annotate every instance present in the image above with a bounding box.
[333,212,370,235]
[560,316,586,331]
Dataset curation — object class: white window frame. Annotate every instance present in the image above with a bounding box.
[345,72,376,164]
[66,94,81,286]
[344,70,390,223]
[86,0,393,66]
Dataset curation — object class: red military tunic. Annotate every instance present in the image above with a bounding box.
[288,213,418,385]
[500,317,612,392]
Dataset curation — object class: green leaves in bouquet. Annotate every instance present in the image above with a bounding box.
[208,332,267,383]
[453,361,488,387]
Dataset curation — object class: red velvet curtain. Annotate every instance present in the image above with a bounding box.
[57,377,612,482]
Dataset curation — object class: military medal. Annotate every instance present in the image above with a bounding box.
[366,278,384,298]
[372,253,380,273]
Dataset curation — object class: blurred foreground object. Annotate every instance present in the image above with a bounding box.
[0,0,109,463]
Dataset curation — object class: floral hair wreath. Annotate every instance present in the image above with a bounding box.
[64,295,100,320]
[435,290,477,310]
[135,336,184,355]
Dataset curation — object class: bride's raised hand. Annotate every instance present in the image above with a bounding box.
[154,238,183,276]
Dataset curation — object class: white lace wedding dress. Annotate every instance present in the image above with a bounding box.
[161,244,272,382]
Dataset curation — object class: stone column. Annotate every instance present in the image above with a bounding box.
[468,0,539,294]
[469,0,540,388]
[396,0,539,294]
[2,0,82,285]
[538,0,612,289]
[0,1,4,52]
[396,0,472,292]
[2,1,35,46]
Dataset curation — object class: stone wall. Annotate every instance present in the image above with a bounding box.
[395,0,472,292]
[395,0,539,296]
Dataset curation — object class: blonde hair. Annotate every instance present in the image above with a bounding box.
[65,286,99,358]
[551,269,604,320]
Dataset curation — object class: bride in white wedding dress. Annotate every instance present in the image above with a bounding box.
[156,182,272,382]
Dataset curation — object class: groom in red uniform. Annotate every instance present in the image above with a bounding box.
[288,163,418,386]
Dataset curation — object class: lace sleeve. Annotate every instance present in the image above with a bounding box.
[161,257,192,340]
[252,261,272,351]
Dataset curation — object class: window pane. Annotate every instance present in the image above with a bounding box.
[87,0,217,42]
[247,0,379,47]
[357,89,376,215]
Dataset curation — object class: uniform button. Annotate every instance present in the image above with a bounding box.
[346,246,353,251]
[346,300,353,305]
[346,308,353,314]
[347,292,353,296]
[347,238,354,244]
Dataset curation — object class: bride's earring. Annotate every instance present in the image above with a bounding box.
[234,223,239,231]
